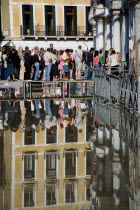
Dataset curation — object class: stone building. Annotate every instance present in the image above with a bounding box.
[0,0,93,50]
[90,0,140,69]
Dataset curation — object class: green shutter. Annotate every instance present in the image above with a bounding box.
[52,6,56,35]
[45,6,48,35]
[74,6,77,36]
[29,5,34,35]
[22,5,26,35]
[64,6,67,35]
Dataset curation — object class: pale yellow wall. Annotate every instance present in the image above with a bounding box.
[77,6,85,27]
[13,5,21,36]
[1,0,10,37]
[12,0,90,5]
[57,6,63,26]
[34,5,44,25]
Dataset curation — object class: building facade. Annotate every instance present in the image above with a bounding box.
[0,0,94,50]
[90,0,140,69]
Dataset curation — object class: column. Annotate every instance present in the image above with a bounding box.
[96,18,104,51]
[121,12,129,61]
[112,10,121,53]
[105,16,111,50]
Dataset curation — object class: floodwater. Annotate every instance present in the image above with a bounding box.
[0,95,139,210]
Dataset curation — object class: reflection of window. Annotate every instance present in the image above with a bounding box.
[86,180,90,201]
[46,184,57,205]
[24,129,35,145]
[45,151,59,178]
[65,182,76,203]
[23,152,37,180]
[65,126,77,143]
[24,184,35,207]
[46,126,57,144]
[64,150,77,178]
[85,150,91,175]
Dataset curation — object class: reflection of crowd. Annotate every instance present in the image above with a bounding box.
[0,99,95,134]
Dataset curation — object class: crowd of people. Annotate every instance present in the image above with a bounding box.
[0,43,123,82]
[0,99,95,135]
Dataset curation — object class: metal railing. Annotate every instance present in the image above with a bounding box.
[20,25,93,37]
[93,67,138,114]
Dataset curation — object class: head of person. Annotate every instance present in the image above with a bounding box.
[94,50,99,57]
[59,50,63,55]
[78,45,82,50]
[25,46,30,54]
[12,48,17,54]
[65,49,70,54]
[112,50,116,55]
[34,46,39,55]
[47,48,51,53]
[90,47,94,53]
[18,46,23,54]
[50,43,53,49]
[99,50,102,54]
[52,49,56,55]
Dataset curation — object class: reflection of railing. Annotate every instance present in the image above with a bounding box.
[20,25,93,37]
[94,67,138,115]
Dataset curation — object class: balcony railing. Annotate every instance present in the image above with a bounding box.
[20,25,93,37]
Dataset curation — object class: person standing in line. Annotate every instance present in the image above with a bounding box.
[93,50,99,70]
[24,46,32,80]
[86,47,94,80]
[50,49,59,81]
[110,50,119,75]
[73,45,83,80]
[69,49,75,80]
[2,50,8,80]
[0,47,2,80]
[58,50,63,80]
[18,46,25,80]
[43,48,52,81]
[99,50,104,69]
[62,49,70,81]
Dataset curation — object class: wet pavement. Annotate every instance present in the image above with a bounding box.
[0,96,139,210]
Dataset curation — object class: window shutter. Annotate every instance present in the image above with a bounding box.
[52,6,56,35]
[74,6,77,36]
[29,5,34,35]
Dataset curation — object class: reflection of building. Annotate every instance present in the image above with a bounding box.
[90,103,140,210]
[3,113,92,209]
[1,0,93,50]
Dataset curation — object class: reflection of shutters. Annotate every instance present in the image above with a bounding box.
[74,6,77,36]
[24,155,35,179]
[46,153,56,178]
[65,152,76,177]
[52,6,56,35]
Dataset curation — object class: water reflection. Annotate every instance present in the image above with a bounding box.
[0,99,139,210]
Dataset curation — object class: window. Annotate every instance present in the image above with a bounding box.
[64,6,77,36]
[45,5,56,35]
[45,151,59,178]
[46,184,57,205]
[23,152,37,180]
[24,129,35,145]
[24,184,35,207]
[64,150,77,178]
[85,150,91,176]
[65,126,77,143]
[65,182,76,203]
[22,5,34,35]
[46,126,57,144]
[85,6,93,36]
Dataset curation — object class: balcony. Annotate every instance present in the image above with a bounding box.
[20,25,93,40]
